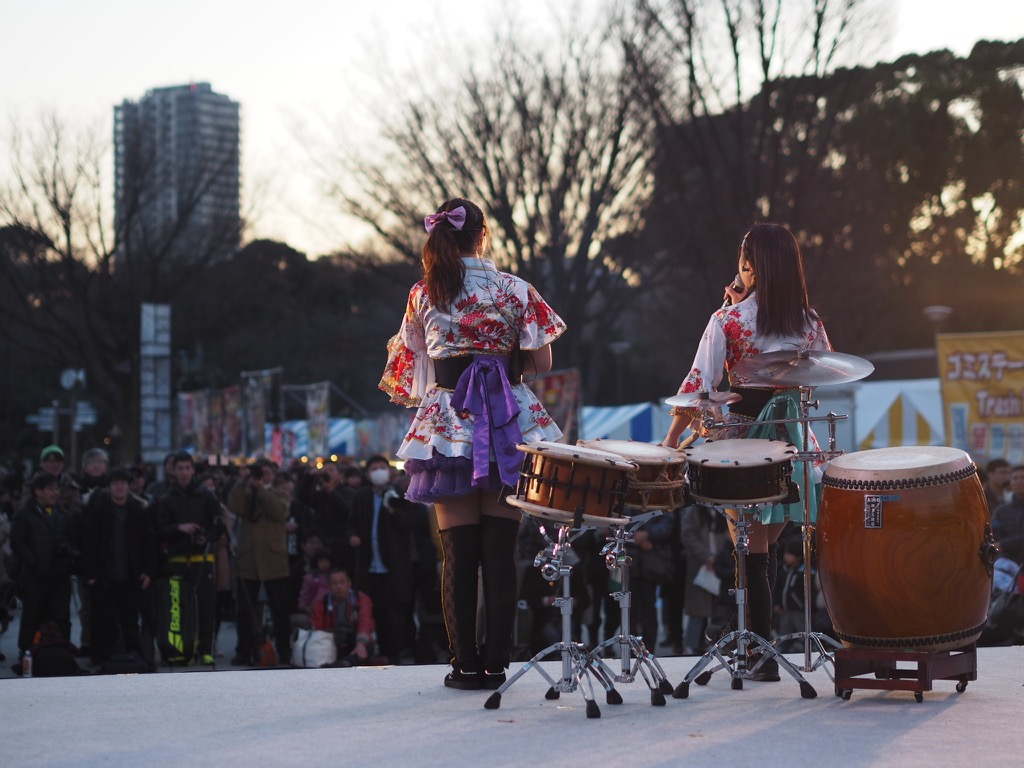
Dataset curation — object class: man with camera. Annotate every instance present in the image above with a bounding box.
[227,459,292,666]
[296,461,354,572]
[9,472,78,675]
[155,451,224,665]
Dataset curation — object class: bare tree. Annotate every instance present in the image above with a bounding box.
[328,17,657,398]
[0,110,243,460]
[623,0,884,317]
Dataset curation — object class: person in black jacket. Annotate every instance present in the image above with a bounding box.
[347,456,416,663]
[80,467,157,665]
[10,472,77,674]
[155,451,224,665]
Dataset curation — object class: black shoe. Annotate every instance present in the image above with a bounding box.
[747,654,781,682]
[230,656,251,667]
[705,617,737,652]
[11,662,23,676]
[444,665,483,690]
[483,670,506,690]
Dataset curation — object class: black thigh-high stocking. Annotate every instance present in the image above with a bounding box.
[438,524,482,672]
[745,552,773,642]
[480,516,520,673]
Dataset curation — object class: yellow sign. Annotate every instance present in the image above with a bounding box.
[935,330,1024,464]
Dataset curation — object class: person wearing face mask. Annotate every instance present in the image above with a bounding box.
[347,455,418,664]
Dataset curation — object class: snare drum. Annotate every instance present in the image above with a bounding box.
[817,446,992,651]
[506,441,633,526]
[577,439,687,510]
[683,439,796,505]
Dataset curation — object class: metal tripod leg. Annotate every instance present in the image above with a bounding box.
[586,516,673,705]
[673,504,817,699]
[779,388,843,678]
[484,520,616,718]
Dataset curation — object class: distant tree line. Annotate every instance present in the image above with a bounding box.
[1,0,1022,464]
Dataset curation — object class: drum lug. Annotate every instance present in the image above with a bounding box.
[979,522,998,577]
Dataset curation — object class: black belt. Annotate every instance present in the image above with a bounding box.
[728,386,776,419]
[434,354,521,389]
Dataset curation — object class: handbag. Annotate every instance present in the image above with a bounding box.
[291,628,337,668]
[693,566,722,596]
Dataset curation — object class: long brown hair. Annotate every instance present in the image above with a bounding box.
[422,198,489,312]
[741,223,817,337]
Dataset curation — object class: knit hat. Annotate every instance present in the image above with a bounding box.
[40,445,65,461]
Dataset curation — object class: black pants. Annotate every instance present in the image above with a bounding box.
[17,576,72,655]
[236,577,292,664]
[89,579,144,661]
[362,572,412,660]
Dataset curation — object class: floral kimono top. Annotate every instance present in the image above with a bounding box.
[673,292,832,524]
[380,257,566,462]
[673,292,831,411]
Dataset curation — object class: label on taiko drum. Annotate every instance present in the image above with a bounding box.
[863,494,900,528]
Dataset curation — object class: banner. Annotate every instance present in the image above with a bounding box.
[936,330,1024,465]
[207,390,224,459]
[306,381,331,458]
[177,391,199,451]
[526,368,582,444]
[222,385,243,456]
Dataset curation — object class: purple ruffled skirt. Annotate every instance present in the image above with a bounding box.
[404,449,508,504]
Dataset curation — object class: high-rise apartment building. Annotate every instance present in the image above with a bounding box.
[114,82,240,267]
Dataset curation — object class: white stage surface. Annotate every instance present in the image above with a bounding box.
[4,646,1024,767]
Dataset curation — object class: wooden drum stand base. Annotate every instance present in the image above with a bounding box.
[833,644,977,703]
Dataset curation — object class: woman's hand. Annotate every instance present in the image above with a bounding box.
[723,281,746,306]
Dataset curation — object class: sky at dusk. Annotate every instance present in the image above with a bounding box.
[2,0,1022,257]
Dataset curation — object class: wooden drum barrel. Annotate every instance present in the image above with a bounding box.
[817,446,993,651]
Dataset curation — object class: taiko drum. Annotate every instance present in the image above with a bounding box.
[577,439,687,510]
[508,441,634,525]
[817,446,992,651]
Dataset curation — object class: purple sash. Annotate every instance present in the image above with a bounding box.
[450,355,523,487]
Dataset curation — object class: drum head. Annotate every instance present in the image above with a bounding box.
[825,446,974,482]
[505,496,630,528]
[683,438,796,467]
[518,440,636,469]
[577,439,683,466]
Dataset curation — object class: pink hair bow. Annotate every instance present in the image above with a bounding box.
[424,206,467,233]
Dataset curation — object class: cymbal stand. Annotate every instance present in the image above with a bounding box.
[484,513,620,719]
[672,503,817,699]
[775,387,845,677]
[586,511,675,706]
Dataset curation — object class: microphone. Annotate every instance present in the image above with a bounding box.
[721,274,745,309]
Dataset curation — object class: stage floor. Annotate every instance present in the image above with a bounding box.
[4,644,1024,767]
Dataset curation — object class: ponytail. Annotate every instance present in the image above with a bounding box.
[422,198,488,312]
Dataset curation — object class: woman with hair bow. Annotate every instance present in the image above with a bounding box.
[380,198,566,690]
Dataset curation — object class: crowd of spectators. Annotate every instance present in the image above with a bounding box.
[26,441,1013,677]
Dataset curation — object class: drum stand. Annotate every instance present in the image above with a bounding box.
[586,511,675,706]
[772,387,845,677]
[484,514,620,719]
[673,503,817,699]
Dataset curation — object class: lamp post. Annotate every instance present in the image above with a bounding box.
[923,305,953,335]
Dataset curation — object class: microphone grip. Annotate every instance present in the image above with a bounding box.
[721,274,744,309]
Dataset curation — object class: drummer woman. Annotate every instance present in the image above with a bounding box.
[663,222,830,680]
[380,197,566,690]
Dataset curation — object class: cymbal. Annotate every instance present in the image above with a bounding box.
[665,390,742,408]
[731,349,874,387]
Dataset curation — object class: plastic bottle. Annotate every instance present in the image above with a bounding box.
[23,649,32,678]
